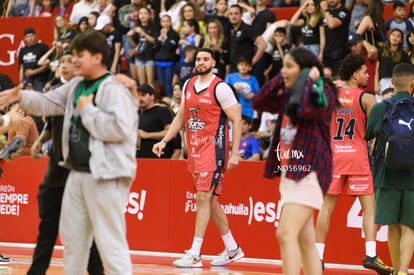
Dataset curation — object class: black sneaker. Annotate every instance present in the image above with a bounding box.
[363,255,393,275]
[0,254,11,265]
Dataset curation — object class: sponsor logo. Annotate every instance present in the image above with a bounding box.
[126,190,147,221]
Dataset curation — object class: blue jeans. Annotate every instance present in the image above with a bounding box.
[302,44,320,59]
[157,65,174,97]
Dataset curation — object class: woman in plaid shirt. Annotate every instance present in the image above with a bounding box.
[252,47,337,275]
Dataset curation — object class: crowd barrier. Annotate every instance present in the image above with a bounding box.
[0,157,411,267]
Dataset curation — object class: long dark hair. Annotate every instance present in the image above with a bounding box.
[364,0,384,37]
[289,47,338,104]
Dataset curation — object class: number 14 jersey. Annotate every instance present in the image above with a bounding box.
[331,87,371,175]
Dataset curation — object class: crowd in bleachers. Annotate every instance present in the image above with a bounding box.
[3,0,414,160]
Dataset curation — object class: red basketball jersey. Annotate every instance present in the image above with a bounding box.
[184,75,230,173]
[331,87,370,174]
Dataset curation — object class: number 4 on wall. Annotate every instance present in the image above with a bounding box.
[346,197,388,242]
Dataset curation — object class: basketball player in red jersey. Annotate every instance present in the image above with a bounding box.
[315,54,393,275]
[153,48,244,268]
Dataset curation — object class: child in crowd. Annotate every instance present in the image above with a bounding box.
[170,82,182,116]
[173,45,197,86]
[225,56,259,121]
[268,27,291,79]
[239,115,261,161]
[384,2,413,49]
[177,18,202,62]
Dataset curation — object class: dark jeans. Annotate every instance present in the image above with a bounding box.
[156,65,174,97]
[27,186,104,275]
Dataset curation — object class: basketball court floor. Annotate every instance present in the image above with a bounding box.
[0,243,399,275]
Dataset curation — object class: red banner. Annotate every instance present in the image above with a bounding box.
[0,158,406,266]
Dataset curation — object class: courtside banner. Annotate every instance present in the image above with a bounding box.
[0,158,402,266]
[0,17,54,85]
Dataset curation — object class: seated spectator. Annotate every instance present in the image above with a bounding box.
[225,56,259,121]
[54,14,76,40]
[76,16,91,34]
[254,111,278,160]
[381,87,394,101]
[69,0,99,25]
[239,115,260,161]
[88,10,100,28]
[172,45,197,86]
[407,30,414,64]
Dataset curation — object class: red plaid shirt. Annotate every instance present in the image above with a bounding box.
[252,74,336,193]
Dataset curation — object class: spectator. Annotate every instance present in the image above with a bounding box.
[345,0,368,34]
[170,82,182,115]
[177,18,203,62]
[364,63,414,275]
[37,39,65,84]
[377,29,410,94]
[57,0,75,20]
[5,0,35,17]
[38,0,59,17]
[19,28,50,93]
[88,10,100,28]
[254,111,278,160]
[238,0,255,26]
[95,14,122,74]
[347,33,378,93]
[251,0,275,37]
[407,30,414,64]
[96,0,111,16]
[381,87,394,100]
[321,0,350,75]
[177,2,205,35]
[136,84,174,158]
[76,16,91,34]
[127,6,156,85]
[408,1,414,27]
[54,14,76,41]
[154,15,180,97]
[173,45,197,85]
[159,0,187,30]
[267,27,291,79]
[356,0,384,49]
[207,0,232,38]
[225,56,259,121]
[290,0,325,60]
[384,2,413,49]
[239,115,260,161]
[109,0,135,78]
[203,19,229,79]
[69,0,99,26]
[228,4,266,75]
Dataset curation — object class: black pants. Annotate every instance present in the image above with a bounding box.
[27,186,104,275]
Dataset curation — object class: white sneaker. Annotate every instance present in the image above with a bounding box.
[173,250,202,268]
[211,245,244,266]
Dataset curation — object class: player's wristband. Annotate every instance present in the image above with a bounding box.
[161,138,168,144]
[2,115,10,127]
